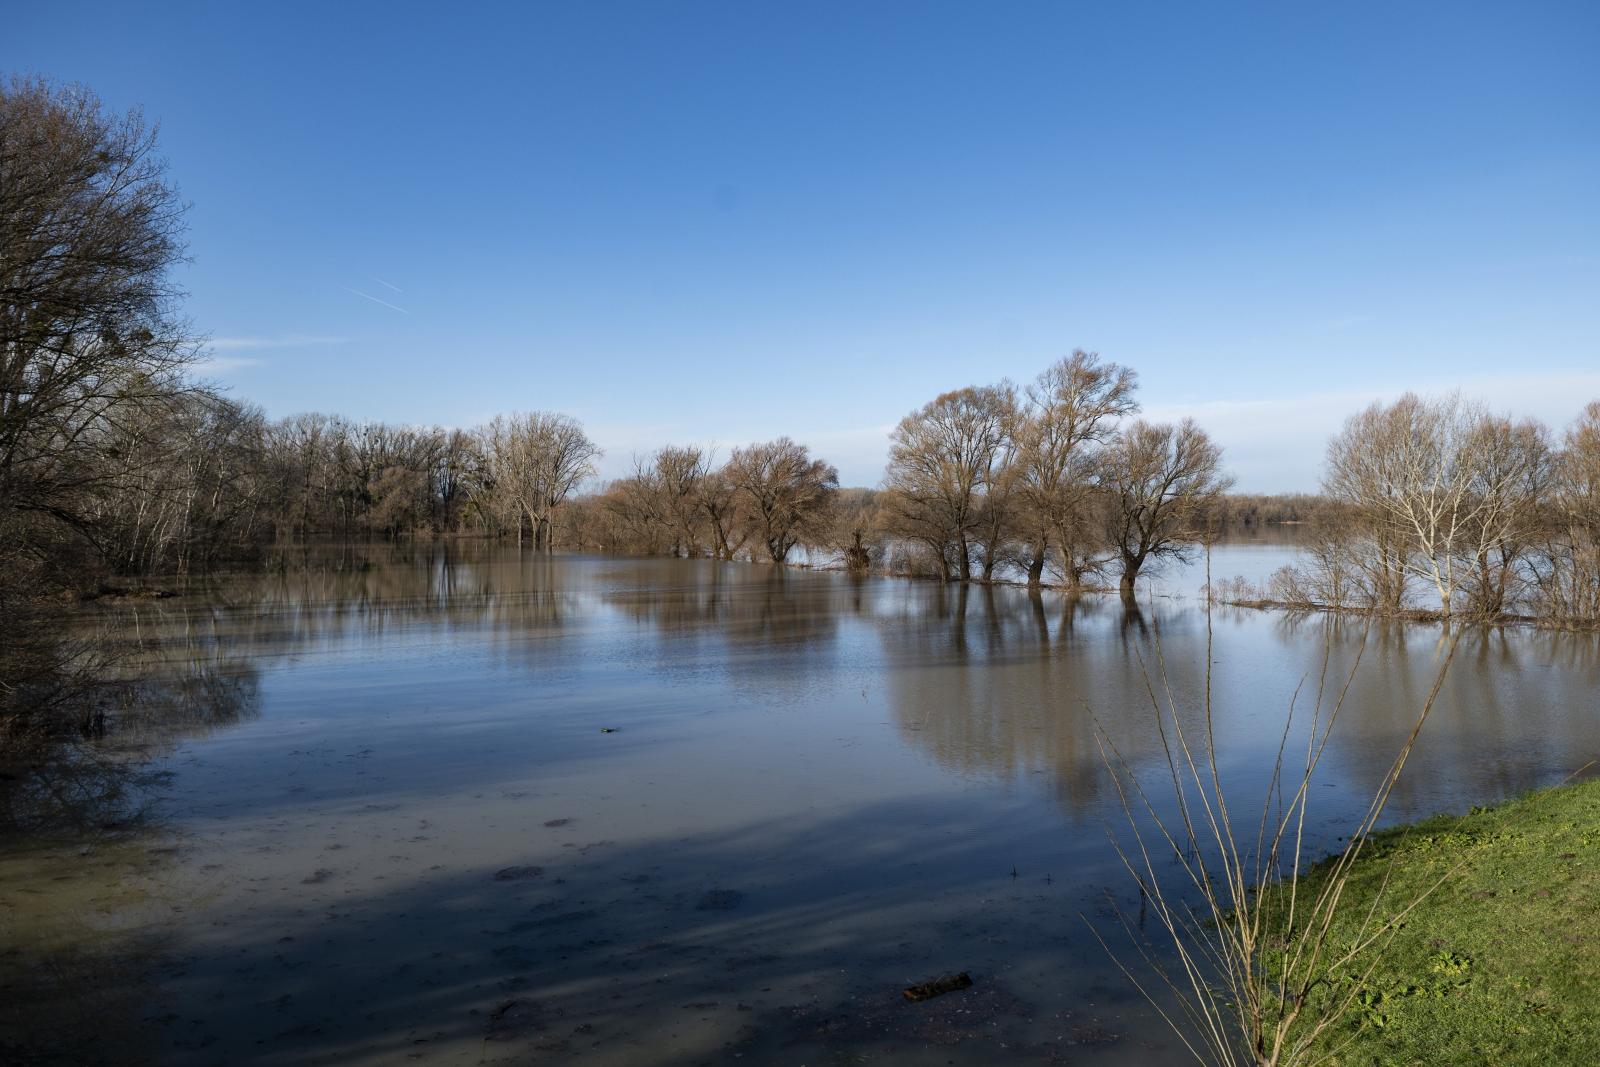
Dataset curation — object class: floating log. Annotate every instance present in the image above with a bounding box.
[902,971,973,1002]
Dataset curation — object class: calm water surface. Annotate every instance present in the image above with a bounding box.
[3,542,1597,1065]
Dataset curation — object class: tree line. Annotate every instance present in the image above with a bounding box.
[5,78,1595,627]
[557,349,1239,597]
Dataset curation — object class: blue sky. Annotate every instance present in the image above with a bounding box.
[8,2,1597,490]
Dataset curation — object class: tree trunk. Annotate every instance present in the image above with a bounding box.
[1026,548,1045,588]
[1119,558,1139,600]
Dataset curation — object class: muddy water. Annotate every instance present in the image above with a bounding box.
[3,544,1598,1065]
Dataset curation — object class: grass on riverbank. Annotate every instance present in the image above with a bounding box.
[1294,776,1600,1065]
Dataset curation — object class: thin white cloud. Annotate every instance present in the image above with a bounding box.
[1145,369,1600,492]
[341,286,410,315]
[372,276,403,293]
[198,356,265,373]
[210,334,346,351]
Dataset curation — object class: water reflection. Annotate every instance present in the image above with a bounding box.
[101,543,1600,829]
[2,626,260,835]
[0,618,257,1064]
[3,544,1594,1066]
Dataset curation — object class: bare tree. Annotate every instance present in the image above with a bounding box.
[1014,351,1139,589]
[1537,401,1600,621]
[1102,419,1232,597]
[881,386,1013,581]
[725,438,837,563]
[432,428,475,533]
[1325,394,1536,618]
[590,475,664,555]
[1456,415,1551,615]
[697,463,750,561]
[973,383,1021,581]
[1,77,196,575]
[1322,402,1418,612]
[822,487,884,573]
[477,412,600,552]
[647,445,709,557]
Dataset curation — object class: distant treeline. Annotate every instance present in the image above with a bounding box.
[1199,493,1341,527]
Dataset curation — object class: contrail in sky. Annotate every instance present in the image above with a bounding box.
[340,286,410,315]
[373,276,403,293]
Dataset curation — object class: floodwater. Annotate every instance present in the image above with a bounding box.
[3,542,1598,1065]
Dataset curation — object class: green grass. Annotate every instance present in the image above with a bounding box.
[1294,777,1600,1065]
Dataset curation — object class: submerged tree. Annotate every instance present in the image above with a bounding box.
[476,412,600,551]
[1102,419,1231,598]
[1013,350,1139,589]
[881,386,1014,581]
[1324,394,1552,618]
[725,437,838,563]
[1539,401,1600,621]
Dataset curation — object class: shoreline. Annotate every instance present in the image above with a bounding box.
[1210,594,1600,634]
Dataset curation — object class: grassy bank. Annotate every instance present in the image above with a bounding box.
[1296,776,1600,1064]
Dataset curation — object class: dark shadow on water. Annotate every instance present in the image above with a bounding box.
[135,796,1173,1067]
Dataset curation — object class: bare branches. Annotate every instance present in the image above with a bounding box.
[874,357,1231,592]
[1095,608,1462,1066]
[1014,351,1139,588]
[582,440,837,564]
[473,412,600,551]
[1101,419,1233,597]
[725,437,838,563]
[880,384,1017,582]
[1302,393,1598,623]
[1,77,199,572]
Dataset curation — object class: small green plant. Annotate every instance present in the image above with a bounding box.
[1428,950,1472,977]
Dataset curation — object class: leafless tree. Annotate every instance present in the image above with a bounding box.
[1,77,197,575]
[822,487,884,573]
[1323,401,1421,612]
[1325,394,1542,618]
[881,385,1014,581]
[973,383,1022,581]
[697,464,750,561]
[725,437,838,563]
[1013,351,1139,589]
[646,445,710,557]
[1537,401,1600,621]
[431,428,475,533]
[1456,415,1551,615]
[1101,419,1232,597]
[477,412,600,552]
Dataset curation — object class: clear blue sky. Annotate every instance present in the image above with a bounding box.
[8,1,1597,490]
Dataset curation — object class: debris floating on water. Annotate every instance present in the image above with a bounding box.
[599,727,620,733]
[903,971,974,1002]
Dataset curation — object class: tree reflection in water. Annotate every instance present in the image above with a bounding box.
[2,545,1595,1066]
[1,606,261,1065]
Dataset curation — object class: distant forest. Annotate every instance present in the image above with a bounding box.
[4,78,1598,627]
